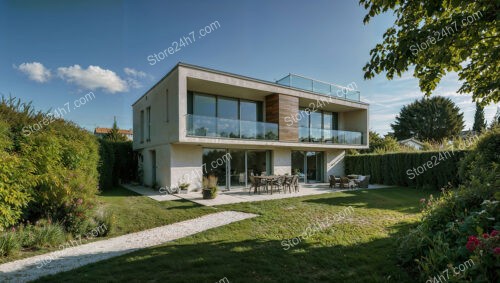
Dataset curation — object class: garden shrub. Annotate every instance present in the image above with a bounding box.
[0,231,20,256]
[345,150,467,189]
[397,129,500,282]
[30,221,66,248]
[0,122,35,229]
[0,97,99,232]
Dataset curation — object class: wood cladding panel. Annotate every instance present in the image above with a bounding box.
[266,94,298,142]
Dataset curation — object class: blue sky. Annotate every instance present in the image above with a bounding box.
[1,0,498,135]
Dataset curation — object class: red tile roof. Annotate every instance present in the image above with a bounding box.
[94,127,133,135]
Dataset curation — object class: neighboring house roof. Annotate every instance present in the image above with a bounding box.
[459,130,478,138]
[94,127,133,135]
[398,137,425,147]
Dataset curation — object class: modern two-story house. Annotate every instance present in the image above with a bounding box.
[132,63,368,191]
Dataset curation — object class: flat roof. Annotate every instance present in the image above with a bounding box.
[132,62,368,106]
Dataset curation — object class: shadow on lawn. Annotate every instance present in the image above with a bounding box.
[33,223,416,283]
[303,188,424,214]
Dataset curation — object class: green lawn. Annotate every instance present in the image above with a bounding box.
[35,187,432,283]
[0,187,215,264]
[97,187,218,236]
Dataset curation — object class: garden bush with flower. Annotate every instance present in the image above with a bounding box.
[398,128,500,282]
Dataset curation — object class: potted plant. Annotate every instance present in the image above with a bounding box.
[202,175,218,199]
[179,182,190,193]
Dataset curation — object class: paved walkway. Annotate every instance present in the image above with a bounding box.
[0,211,257,283]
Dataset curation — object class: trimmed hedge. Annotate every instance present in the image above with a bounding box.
[98,140,137,190]
[345,150,468,189]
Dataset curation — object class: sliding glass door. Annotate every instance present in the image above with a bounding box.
[204,148,271,189]
[292,151,324,183]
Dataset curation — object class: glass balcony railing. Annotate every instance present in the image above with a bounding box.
[276,74,360,101]
[186,114,279,140]
[299,127,363,145]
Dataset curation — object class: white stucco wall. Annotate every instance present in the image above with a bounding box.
[273,148,292,175]
[169,144,203,191]
[326,149,345,178]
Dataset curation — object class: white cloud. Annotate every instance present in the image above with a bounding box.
[14,62,51,83]
[126,78,143,89]
[124,67,147,78]
[57,65,128,93]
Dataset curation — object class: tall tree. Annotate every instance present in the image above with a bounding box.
[360,0,499,105]
[391,96,464,141]
[104,117,128,142]
[491,106,500,129]
[472,103,486,133]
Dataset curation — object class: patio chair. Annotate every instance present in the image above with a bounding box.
[339,177,350,189]
[249,175,264,194]
[270,176,285,194]
[283,175,294,193]
[329,175,342,189]
[354,175,370,189]
[292,175,299,192]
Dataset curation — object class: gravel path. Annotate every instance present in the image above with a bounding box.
[0,211,257,283]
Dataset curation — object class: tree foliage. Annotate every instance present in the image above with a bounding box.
[363,131,403,153]
[360,0,499,105]
[472,103,486,133]
[104,118,128,142]
[391,96,464,141]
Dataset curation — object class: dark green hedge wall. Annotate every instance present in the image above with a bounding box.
[345,150,468,189]
[98,140,137,190]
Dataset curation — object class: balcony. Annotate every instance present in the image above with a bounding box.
[186,114,279,140]
[299,127,363,145]
[276,74,360,101]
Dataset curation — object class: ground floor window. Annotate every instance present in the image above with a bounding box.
[291,151,324,183]
[202,148,271,189]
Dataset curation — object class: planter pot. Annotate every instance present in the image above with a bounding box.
[202,189,217,199]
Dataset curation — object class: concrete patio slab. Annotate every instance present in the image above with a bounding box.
[173,183,393,206]
[122,184,182,201]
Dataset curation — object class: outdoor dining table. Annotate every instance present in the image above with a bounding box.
[253,175,280,195]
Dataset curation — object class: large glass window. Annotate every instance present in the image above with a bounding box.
[332,112,338,130]
[291,151,305,182]
[298,108,310,142]
[229,150,246,187]
[240,100,261,139]
[240,101,260,121]
[323,112,332,142]
[247,150,269,177]
[192,94,216,136]
[146,107,151,141]
[202,149,227,187]
[310,111,322,142]
[140,110,144,143]
[193,94,216,117]
[218,98,238,119]
[217,97,239,138]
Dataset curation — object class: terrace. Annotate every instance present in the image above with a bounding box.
[276,74,361,102]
